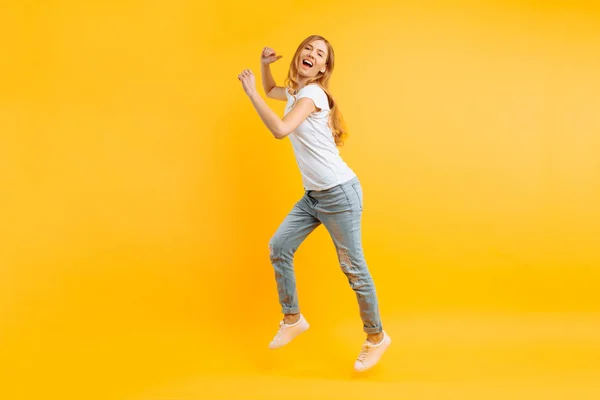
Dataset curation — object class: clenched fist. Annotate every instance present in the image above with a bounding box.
[261,47,283,65]
[238,69,257,97]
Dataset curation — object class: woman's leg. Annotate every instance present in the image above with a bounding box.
[269,195,321,318]
[312,178,383,336]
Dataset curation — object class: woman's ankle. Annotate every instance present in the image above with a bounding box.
[366,331,384,344]
[283,313,301,324]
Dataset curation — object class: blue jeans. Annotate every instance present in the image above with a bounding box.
[268,176,383,334]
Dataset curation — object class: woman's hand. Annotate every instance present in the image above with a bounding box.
[261,47,283,65]
[238,69,258,97]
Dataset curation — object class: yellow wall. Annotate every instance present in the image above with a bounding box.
[1,1,598,399]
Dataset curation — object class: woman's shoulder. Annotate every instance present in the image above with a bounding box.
[300,84,329,112]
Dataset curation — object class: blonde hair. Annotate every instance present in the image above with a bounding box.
[283,35,348,147]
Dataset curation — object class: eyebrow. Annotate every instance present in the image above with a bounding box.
[306,44,326,56]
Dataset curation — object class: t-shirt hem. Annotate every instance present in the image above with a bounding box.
[303,173,357,191]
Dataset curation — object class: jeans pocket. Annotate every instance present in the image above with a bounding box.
[315,185,352,213]
[351,183,363,210]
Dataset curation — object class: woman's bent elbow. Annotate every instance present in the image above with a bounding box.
[272,129,288,139]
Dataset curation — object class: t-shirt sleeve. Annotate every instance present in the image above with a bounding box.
[296,85,330,112]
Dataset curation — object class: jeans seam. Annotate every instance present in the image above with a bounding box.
[275,214,307,311]
[351,183,363,210]
[340,184,353,210]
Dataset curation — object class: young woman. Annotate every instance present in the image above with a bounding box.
[237,35,391,372]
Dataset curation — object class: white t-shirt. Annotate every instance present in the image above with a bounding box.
[284,84,356,191]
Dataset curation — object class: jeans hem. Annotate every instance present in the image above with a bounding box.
[364,325,383,334]
[282,307,300,314]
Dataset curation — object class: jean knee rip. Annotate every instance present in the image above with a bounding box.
[269,242,276,260]
[338,247,354,270]
[347,272,361,287]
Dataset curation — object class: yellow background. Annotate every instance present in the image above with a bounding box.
[1,0,599,399]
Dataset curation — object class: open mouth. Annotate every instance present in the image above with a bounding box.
[302,59,313,69]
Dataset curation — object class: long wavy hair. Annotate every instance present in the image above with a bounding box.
[283,35,347,147]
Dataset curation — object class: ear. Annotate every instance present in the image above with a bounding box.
[320,65,327,74]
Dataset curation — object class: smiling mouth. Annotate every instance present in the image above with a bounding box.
[302,59,313,68]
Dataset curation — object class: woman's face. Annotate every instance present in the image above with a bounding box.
[298,39,328,78]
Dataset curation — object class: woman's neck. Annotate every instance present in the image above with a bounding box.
[297,76,310,91]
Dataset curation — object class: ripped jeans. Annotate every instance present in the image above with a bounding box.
[268,176,383,334]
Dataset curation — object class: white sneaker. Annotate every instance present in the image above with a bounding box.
[268,314,309,349]
[354,330,391,372]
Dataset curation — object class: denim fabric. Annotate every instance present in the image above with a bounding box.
[268,176,382,334]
